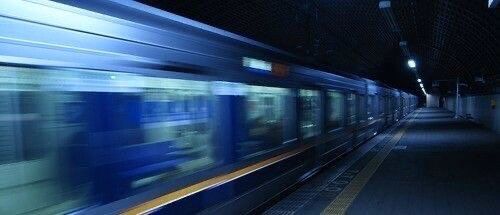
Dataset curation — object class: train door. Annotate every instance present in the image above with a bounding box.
[314,89,327,161]
[214,82,297,163]
[358,94,367,124]
[298,88,322,166]
[243,85,297,157]
[298,89,322,141]
[378,95,385,127]
[399,96,404,119]
[382,95,387,125]
[346,92,357,149]
[325,90,346,132]
[324,90,346,159]
[367,95,376,123]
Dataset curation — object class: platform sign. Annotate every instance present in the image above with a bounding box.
[243,57,289,77]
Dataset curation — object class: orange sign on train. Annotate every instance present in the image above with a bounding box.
[271,63,289,77]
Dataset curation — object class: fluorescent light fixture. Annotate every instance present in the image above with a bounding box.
[399,41,410,57]
[379,1,400,32]
[408,59,416,68]
[419,83,424,88]
[379,1,391,9]
[417,78,421,83]
[243,57,271,71]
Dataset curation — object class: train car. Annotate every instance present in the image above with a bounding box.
[0,0,417,214]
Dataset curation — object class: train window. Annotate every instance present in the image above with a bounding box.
[0,66,217,214]
[347,93,356,124]
[326,91,345,130]
[141,77,215,177]
[0,91,45,164]
[299,89,321,139]
[239,86,295,158]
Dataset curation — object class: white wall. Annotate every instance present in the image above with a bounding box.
[426,94,439,108]
[444,94,500,133]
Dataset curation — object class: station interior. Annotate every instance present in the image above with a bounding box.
[0,0,498,214]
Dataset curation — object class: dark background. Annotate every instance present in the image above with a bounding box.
[138,0,499,95]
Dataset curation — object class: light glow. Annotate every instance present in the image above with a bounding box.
[419,83,424,88]
[421,86,427,95]
[408,59,416,68]
[489,0,496,8]
[417,78,421,83]
[243,57,271,71]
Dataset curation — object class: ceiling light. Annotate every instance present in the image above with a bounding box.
[489,0,499,8]
[408,59,416,68]
[417,78,421,83]
[399,41,410,57]
[379,1,400,32]
[419,83,424,88]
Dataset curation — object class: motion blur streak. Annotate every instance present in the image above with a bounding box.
[0,67,217,214]
[0,0,417,214]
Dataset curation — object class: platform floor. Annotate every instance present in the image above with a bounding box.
[263,108,500,214]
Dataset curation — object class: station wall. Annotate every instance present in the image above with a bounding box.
[426,94,439,108]
[444,94,500,134]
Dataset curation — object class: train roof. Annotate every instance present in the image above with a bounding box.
[53,0,295,58]
[12,0,414,97]
[51,0,378,84]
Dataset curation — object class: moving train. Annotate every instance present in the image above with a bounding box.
[0,0,417,214]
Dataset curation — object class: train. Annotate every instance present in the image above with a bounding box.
[0,0,417,214]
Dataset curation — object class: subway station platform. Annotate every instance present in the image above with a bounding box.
[263,108,500,214]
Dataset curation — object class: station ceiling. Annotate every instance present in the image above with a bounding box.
[139,0,499,95]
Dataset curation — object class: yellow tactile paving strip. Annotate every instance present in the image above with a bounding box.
[123,144,311,215]
[321,110,420,215]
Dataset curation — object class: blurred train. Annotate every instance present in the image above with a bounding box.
[0,0,417,214]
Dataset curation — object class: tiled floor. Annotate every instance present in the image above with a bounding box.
[264,108,500,214]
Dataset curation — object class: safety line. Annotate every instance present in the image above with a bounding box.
[321,110,420,215]
[123,144,311,215]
